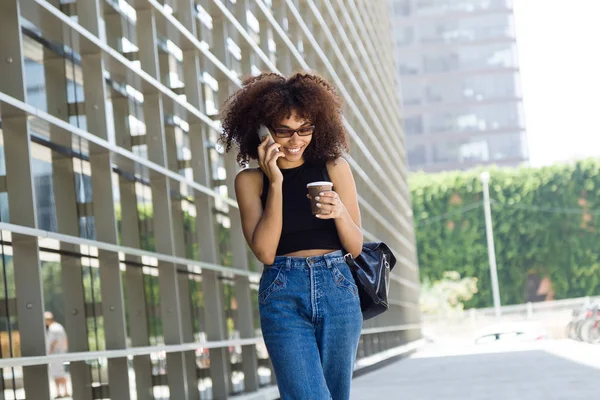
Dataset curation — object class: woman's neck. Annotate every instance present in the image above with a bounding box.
[277,158,305,170]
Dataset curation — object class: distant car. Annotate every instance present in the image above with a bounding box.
[474,322,550,345]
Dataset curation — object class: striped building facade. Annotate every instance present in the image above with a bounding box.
[0,0,420,398]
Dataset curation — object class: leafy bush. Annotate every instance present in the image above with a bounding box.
[420,271,478,315]
[410,159,600,308]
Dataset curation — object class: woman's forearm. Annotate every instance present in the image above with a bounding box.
[335,209,363,257]
[251,183,283,264]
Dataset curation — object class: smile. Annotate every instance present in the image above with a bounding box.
[285,146,303,154]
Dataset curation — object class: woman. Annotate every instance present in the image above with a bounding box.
[220,72,363,400]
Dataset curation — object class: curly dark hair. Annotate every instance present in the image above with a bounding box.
[219,72,349,166]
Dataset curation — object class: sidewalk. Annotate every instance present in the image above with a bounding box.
[351,340,600,400]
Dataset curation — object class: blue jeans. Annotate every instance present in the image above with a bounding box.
[258,250,363,400]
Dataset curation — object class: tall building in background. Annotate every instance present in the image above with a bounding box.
[391,0,528,172]
[0,0,419,398]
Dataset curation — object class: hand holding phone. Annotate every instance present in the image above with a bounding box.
[258,125,278,151]
[257,125,284,183]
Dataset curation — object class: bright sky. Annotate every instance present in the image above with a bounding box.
[513,0,600,167]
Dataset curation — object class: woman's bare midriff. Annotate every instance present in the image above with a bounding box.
[282,249,339,257]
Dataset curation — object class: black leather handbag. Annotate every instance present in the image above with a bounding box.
[344,242,396,320]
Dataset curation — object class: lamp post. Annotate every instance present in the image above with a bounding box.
[480,172,502,318]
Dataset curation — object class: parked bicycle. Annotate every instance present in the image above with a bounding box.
[566,303,600,343]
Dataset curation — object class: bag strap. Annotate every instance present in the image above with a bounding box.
[344,252,358,271]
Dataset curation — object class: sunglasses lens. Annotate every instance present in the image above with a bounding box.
[298,127,314,135]
[272,126,315,137]
[274,129,294,138]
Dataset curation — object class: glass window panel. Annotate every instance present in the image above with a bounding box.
[404,116,424,136]
[87,358,109,398]
[66,74,85,105]
[407,145,427,167]
[393,26,415,46]
[189,276,205,341]
[22,35,48,112]
[0,194,8,227]
[0,131,6,176]
[136,180,156,252]
[397,53,420,75]
[422,43,516,74]
[41,257,64,325]
[31,144,58,232]
[74,167,93,204]
[392,0,412,16]
[144,270,163,346]
[432,132,525,165]
[414,0,511,15]
[182,200,199,260]
[24,58,47,112]
[0,247,19,364]
[401,82,422,106]
[247,248,260,272]
[487,132,526,160]
[220,280,247,394]
[423,73,519,104]
[428,102,522,133]
[0,130,6,225]
[419,14,513,44]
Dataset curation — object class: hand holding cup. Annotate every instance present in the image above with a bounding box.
[307,181,346,219]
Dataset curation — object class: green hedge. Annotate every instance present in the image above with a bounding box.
[410,159,600,308]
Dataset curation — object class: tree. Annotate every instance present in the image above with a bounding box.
[411,159,600,307]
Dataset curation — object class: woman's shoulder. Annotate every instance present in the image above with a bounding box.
[325,157,350,174]
[325,157,353,185]
[235,168,264,193]
[236,167,263,178]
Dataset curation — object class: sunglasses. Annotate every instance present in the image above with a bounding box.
[271,125,315,138]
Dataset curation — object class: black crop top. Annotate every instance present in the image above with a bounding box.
[261,162,343,255]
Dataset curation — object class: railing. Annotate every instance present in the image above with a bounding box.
[424,296,600,323]
[421,297,600,343]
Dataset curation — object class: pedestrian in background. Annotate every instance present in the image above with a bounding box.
[45,311,69,399]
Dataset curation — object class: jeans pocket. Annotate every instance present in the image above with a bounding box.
[332,265,359,298]
[259,267,286,304]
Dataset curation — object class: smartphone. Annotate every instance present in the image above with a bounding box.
[258,125,278,151]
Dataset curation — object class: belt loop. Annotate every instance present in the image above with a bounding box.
[286,257,291,270]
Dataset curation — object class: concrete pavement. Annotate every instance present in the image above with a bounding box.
[351,340,600,400]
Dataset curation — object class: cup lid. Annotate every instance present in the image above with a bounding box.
[306,181,333,187]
